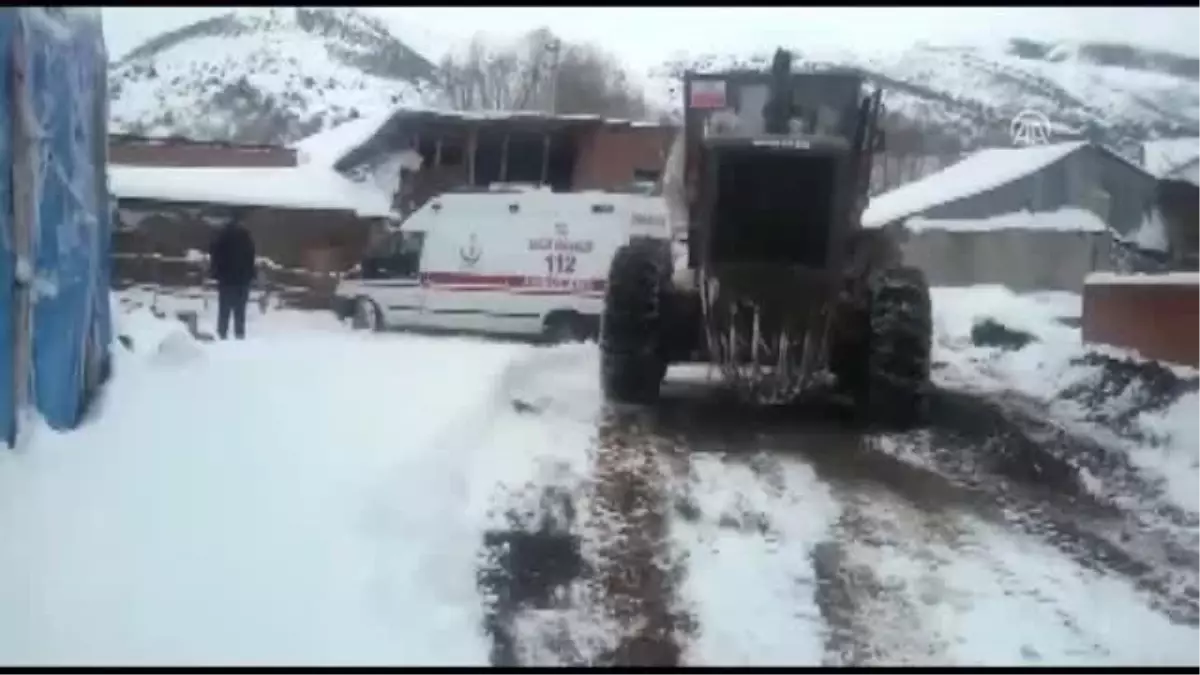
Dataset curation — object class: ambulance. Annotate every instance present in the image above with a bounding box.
[333,188,669,342]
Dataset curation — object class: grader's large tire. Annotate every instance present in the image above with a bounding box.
[857,265,933,429]
[600,239,670,404]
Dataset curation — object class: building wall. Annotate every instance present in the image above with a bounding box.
[1156,179,1199,268]
[917,146,1157,235]
[109,136,298,168]
[572,126,674,190]
[1083,277,1198,367]
[900,228,1113,292]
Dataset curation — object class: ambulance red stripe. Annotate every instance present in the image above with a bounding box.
[420,271,605,295]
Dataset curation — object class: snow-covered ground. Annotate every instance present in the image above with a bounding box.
[0,295,518,665]
[0,286,1195,665]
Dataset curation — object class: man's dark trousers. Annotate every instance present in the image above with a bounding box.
[217,284,251,340]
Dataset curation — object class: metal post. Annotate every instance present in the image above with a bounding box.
[540,134,551,187]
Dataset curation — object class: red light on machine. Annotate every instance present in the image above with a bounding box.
[689,80,727,109]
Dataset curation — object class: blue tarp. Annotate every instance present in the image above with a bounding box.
[0,9,112,446]
[0,12,15,445]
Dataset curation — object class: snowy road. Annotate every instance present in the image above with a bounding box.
[0,288,1195,666]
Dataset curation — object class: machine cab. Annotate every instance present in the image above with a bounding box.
[681,51,885,270]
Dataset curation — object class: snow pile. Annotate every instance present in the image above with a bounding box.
[931,285,1199,514]
[1123,208,1171,252]
[904,207,1109,234]
[864,142,1086,227]
[109,164,395,218]
[928,286,1082,387]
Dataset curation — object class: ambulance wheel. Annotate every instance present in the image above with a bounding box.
[353,296,383,332]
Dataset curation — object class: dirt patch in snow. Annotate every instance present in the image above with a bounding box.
[971,318,1037,351]
[476,485,586,666]
[1060,352,1199,443]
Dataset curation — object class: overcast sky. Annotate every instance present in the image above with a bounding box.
[103,6,1200,69]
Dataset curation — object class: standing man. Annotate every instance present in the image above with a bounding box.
[208,215,257,340]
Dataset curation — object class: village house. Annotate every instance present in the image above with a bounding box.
[863,141,1160,292]
[108,134,395,301]
[296,108,677,220]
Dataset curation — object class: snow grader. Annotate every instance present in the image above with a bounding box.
[599,48,933,429]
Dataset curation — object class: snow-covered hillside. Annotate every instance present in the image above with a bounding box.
[651,40,1200,150]
[109,8,1199,150]
[108,8,446,144]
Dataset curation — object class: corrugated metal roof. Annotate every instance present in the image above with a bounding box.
[864,141,1087,227]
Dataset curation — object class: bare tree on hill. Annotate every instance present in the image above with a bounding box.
[438,28,650,119]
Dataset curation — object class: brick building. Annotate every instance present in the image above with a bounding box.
[301,108,676,219]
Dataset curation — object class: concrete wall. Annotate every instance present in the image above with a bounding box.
[1083,275,1199,367]
[900,228,1113,292]
[919,146,1157,235]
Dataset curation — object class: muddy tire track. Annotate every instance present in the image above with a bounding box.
[911,388,1199,626]
[809,516,951,665]
[586,405,694,666]
[650,380,1198,628]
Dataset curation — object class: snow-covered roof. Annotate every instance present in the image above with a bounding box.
[904,207,1108,234]
[1086,271,1200,287]
[292,112,395,168]
[108,164,395,218]
[293,106,673,171]
[863,141,1086,227]
[1141,137,1200,178]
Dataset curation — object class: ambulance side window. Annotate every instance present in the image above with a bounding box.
[362,231,425,279]
[392,231,425,278]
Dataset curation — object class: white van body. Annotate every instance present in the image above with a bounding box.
[334,188,669,339]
